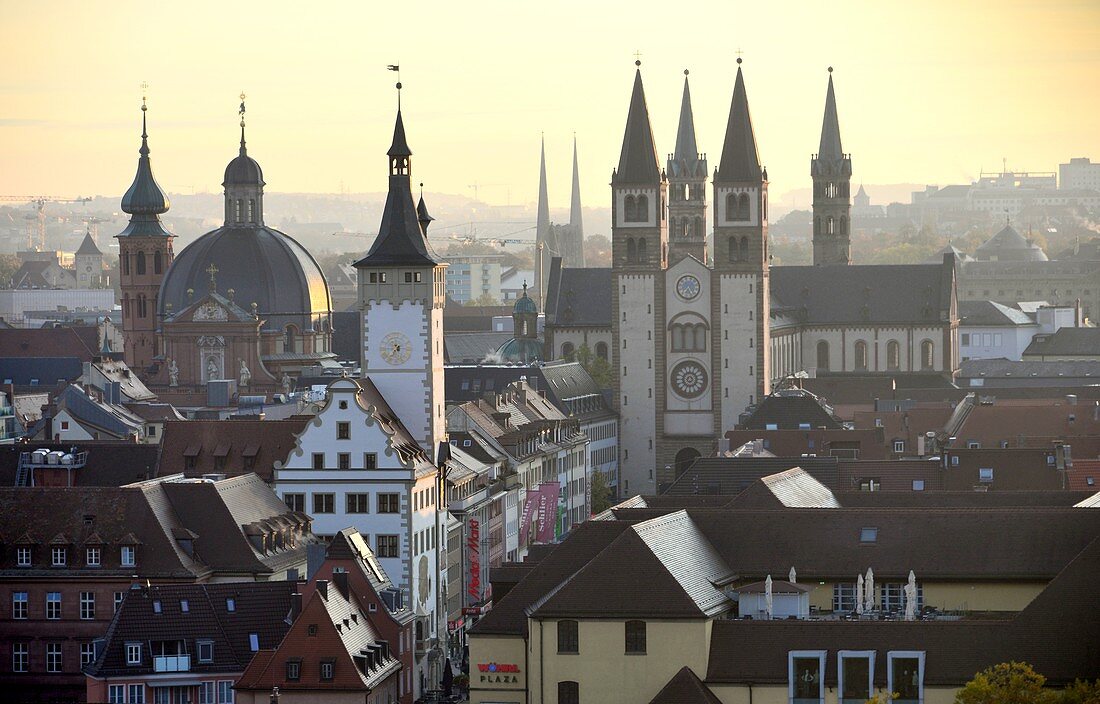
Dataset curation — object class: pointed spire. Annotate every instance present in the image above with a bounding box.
[537,134,551,240]
[615,64,662,184]
[717,61,762,182]
[818,68,843,160]
[417,183,435,235]
[238,91,248,156]
[569,134,583,233]
[76,230,101,256]
[119,96,172,237]
[674,70,699,163]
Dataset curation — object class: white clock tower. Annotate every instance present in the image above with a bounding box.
[354,97,448,460]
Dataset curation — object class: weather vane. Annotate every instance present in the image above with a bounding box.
[633,50,642,66]
[387,64,402,107]
[140,81,149,110]
[239,92,246,128]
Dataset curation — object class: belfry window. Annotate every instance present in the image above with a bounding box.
[235,200,242,222]
[153,250,163,275]
[637,238,647,262]
[136,252,146,275]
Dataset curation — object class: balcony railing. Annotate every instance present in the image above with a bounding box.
[153,655,191,672]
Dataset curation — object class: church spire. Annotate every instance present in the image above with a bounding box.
[615,63,661,184]
[417,183,435,235]
[569,134,582,233]
[717,61,762,182]
[119,95,172,237]
[673,71,699,164]
[537,134,551,242]
[818,68,844,160]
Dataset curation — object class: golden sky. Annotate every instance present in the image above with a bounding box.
[1,0,1098,211]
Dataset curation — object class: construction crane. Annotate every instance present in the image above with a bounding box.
[0,196,92,250]
[330,231,378,239]
[466,183,508,203]
[82,216,114,244]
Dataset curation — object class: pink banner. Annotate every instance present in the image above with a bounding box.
[518,488,539,546]
[535,482,559,543]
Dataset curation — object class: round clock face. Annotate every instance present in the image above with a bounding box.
[676,275,701,300]
[380,332,412,365]
[671,360,709,399]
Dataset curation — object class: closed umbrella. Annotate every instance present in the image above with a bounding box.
[764,575,773,620]
[856,574,864,615]
[865,567,875,612]
[442,658,454,697]
[905,570,918,621]
[789,566,797,584]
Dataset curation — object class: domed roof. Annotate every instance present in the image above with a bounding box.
[975,224,1048,262]
[496,336,543,363]
[119,104,172,237]
[223,128,265,187]
[513,285,538,314]
[158,225,330,330]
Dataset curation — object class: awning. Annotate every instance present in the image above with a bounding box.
[182,444,201,458]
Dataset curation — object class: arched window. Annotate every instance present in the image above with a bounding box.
[728,237,738,262]
[816,340,830,371]
[887,340,900,371]
[635,194,648,221]
[285,326,297,353]
[561,342,575,361]
[623,195,636,222]
[840,216,848,236]
[763,192,768,220]
[136,251,146,275]
[674,448,701,478]
[671,325,685,352]
[558,682,579,704]
[235,200,242,221]
[626,238,636,263]
[637,238,647,262]
[695,216,703,239]
[827,216,835,235]
[740,237,749,259]
[854,340,868,371]
[725,193,737,221]
[921,340,935,370]
[737,193,750,221]
[153,250,163,275]
[248,199,256,223]
[694,324,707,351]
[121,253,130,275]
[595,342,608,360]
[121,294,129,318]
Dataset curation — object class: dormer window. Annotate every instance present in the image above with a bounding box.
[52,547,67,567]
[17,547,31,567]
[121,546,135,567]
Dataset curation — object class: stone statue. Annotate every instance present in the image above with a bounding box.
[167,358,179,387]
[281,372,293,396]
[239,359,251,387]
[206,357,218,381]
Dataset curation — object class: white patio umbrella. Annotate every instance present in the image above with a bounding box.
[789,566,797,584]
[856,574,865,615]
[865,567,875,612]
[764,574,773,620]
[905,570,918,621]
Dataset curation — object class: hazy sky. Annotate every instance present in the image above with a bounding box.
[2,0,1099,214]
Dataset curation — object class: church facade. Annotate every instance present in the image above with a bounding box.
[546,65,959,495]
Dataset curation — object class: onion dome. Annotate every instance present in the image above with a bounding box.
[118,101,172,238]
[513,284,538,314]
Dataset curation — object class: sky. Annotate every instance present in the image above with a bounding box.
[1,0,1099,213]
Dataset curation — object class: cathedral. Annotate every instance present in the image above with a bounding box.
[116,99,335,396]
[546,62,959,495]
[534,137,585,299]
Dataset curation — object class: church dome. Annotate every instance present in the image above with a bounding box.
[223,149,264,186]
[496,336,544,364]
[158,225,330,331]
[513,288,537,314]
[975,224,1048,262]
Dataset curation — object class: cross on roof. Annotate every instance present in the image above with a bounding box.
[206,263,218,291]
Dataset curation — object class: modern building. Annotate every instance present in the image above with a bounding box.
[444,254,503,304]
[1059,157,1100,191]
[958,300,1040,361]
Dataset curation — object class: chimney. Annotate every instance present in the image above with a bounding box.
[333,570,349,598]
[316,580,329,600]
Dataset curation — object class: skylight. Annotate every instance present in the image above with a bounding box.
[860,527,878,543]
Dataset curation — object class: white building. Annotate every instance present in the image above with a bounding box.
[444,254,503,304]
[1060,157,1100,191]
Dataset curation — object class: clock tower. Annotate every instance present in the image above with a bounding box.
[353,96,447,459]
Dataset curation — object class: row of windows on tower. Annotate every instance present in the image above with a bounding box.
[233,199,258,224]
[622,194,650,222]
[559,342,609,361]
[673,217,704,240]
[120,251,164,276]
[816,339,935,372]
[816,181,850,199]
[671,183,702,202]
[121,295,152,319]
[814,216,850,237]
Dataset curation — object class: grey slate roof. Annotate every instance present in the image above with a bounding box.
[118,107,172,237]
[614,69,662,184]
[443,332,514,364]
[663,456,840,496]
[75,232,102,256]
[223,128,265,186]
[0,356,83,386]
[673,75,699,164]
[771,261,952,324]
[974,224,1048,262]
[739,388,842,430]
[959,357,1100,379]
[817,73,843,160]
[544,258,612,326]
[1023,327,1100,357]
[959,299,1036,326]
[716,66,762,182]
[649,667,723,704]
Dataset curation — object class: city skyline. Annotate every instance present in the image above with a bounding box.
[1,0,1098,210]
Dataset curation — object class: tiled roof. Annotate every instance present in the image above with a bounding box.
[836,459,944,492]
[648,666,723,704]
[662,456,840,496]
[0,327,99,361]
[544,260,612,327]
[1024,328,1100,357]
[739,389,842,430]
[959,357,1100,379]
[959,299,1036,327]
[158,418,310,482]
[0,441,160,487]
[0,356,83,386]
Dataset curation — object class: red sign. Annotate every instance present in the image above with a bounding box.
[477,663,520,673]
[467,518,481,601]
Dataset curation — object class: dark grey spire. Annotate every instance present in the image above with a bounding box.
[417,184,435,235]
[569,135,583,234]
[388,109,412,157]
[537,135,550,241]
[818,70,843,160]
[76,230,102,256]
[716,63,762,182]
[615,67,661,184]
[673,72,699,163]
[118,100,172,238]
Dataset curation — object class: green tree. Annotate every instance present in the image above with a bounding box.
[589,469,612,515]
[955,662,1054,704]
[0,253,21,287]
[465,292,502,307]
[1060,680,1100,704]
[574,343,613,389]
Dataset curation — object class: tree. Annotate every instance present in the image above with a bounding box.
[574,343,613,389]
[465,292,502,307]
[955,662,1054,704]
[584,234,612,267]
[1060,680,1100,704]
[589,469,612,515]
[0,253,21,287]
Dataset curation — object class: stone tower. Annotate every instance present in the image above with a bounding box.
[534,136,555,304]
[712,60,770,417]
[117,99,174,372]
[74,230,103,288]
[811,68,852,265]
[667,70,708,265]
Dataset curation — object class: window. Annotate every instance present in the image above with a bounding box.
[109,684,126,704]
[858,478,881,492]
[337,421,350,439]
[557,619,578,653]
[127,642,142,665]
[81,642,96,666]
[888,652,925,704]
[121,546,136,567]
[129,685,145,704]
[558,681,580,704]
[17,547,31,566]
[364,452,377,470]
[860,527,878,543]
[882,583,923,612]
[961,333,970,346]
[136,251,146,275]
[854,340,868,371]
[13,591,27,619]
[199,682,215,704]
[286,660,302,680]
[321,660,335,680]
[283,493,305,512]
[920,339,934,370]
[377,534,399,558]
[338,453,350,470]
[347,493,371,513]
[114,592,124,613]
[218,681,234,704]
[52,546,67,566]
[86,547,101,566]
[198,640,214,663]
[226,598,236,612]
[838,651,875,704]
[624,620,646,654]
[912,479,925,491]
[153,599,162,613]
[887,340,900,371]
[312,452,325,470]
[249,633,259,651]
[832,583,856,612]
[378,493,400,513]
[46,591,61,619]
[789,651,826,703]
[46,643,62,672]
[80,591,95,620]
[313,493,335,513]
[979,467,994,482]
[12,643,28,673]
[893,440,905,453]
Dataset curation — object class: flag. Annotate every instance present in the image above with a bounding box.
[387,64,400,71]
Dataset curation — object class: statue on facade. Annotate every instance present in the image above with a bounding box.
[239,359,251,387]
[206,357,219,381]
[281,372,293,396]
[167,358,179,387]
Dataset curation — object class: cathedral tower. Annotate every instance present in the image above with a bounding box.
[534,137,555,303]
[811,68,852,265]
[713,60,770,423]
[667,70,708,265]
[354,96,448,458]
[567,136,585,266]
[117,98,174,372]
